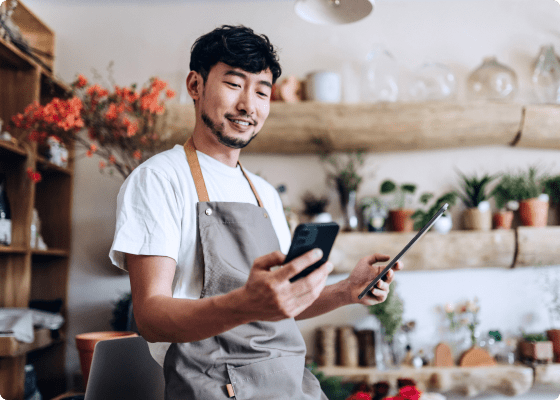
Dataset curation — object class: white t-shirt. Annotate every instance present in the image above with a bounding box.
[109,144,291,364]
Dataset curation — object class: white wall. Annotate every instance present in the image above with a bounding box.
[23,0,560,397]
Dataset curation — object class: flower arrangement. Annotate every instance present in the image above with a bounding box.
[11,73,176,180]
[438,298,480,348]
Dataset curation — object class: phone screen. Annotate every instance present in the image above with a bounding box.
[285,222,339,282]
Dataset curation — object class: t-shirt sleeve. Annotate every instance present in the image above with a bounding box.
[109,167,182,271]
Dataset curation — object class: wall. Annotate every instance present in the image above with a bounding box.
[22,0,560,397]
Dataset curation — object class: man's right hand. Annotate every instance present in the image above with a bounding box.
[237,249,333,322]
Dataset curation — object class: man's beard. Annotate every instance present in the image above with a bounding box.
[201,112,258,149]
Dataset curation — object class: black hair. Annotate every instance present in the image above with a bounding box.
[190,25,282,84]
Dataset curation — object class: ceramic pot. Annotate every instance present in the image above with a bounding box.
[519,198,549,227]
[75,331,138,388]
[493,210,513,229]
[547,329,560,362]
[519,340,553,362]
[463,207,492,231]
[433,214,452,234]
[389,209,414,232]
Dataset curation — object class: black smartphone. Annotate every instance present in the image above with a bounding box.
[285,222,340,283]
[358,203,449,299]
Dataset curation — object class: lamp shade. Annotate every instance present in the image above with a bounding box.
[295,0,374,25]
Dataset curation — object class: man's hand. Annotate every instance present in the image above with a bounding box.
[237,249,333,322]
[343,254,403,306]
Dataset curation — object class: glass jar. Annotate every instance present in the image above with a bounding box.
[361,44,399,103]
[467,57,518,101]
[409,63,456,101]
[532,44,560,104]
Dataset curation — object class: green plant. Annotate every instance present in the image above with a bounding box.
[491,167,548,206]
[545,175,560,204]
[380,180,417,210]
[305,362,353,400]
[301,192,329,217]
[411,191,458,231]
[320,150,365,194]
[368,282,404,342]
[456,171,496,208]
[522,332,549,342]
[111,291,132,331]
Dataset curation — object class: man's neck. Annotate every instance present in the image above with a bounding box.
[190,130,241,168]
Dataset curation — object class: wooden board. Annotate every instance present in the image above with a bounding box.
[534,363,560,384]
[515,226,560,267]
[0,328,55,357]
[329,230,516,273]
[317,365,533,397]
[517,105,560,150]
[160,102,523,154]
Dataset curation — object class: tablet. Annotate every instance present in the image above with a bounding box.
[358,203,449,300]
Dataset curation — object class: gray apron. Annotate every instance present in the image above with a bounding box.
[163,138,326,400]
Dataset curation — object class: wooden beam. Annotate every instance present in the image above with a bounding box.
[160,102,523,154]
[517,105,560,150]
[317,365,533,397]
[330,230,516,273]
[515,226,560,267]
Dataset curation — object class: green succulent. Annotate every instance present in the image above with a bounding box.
[380,179,417,209]
[456,171,496,208]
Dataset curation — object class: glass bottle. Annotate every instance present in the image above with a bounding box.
[361,44,399,103]
[409,63,456,101]
[532,44,560,104]
[467,57,518,101]
[0,173,12,246]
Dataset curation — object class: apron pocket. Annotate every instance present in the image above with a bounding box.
[226,355,321,400]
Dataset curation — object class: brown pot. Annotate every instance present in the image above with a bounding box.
[463,208,492,231]
[493,210,513,229]
[547,329,560,362]
[519,198,549,227]
[389,209,414,232]
[75,331,138,388]
[519,340,553,362]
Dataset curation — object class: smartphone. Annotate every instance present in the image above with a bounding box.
[285,222,340,283]
[358,203,449,300]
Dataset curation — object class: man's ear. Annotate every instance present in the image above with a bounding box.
[186,71,203,101]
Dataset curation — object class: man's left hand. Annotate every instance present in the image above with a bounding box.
[342,254,403,306]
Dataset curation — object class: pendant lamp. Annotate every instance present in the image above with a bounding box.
[295,0,374,25]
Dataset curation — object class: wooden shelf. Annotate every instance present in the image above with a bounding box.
[330,229,517,273]
[161,102,560,153]
[0,36,36,70]
[0,140,27,159]
[31,248,69,259]
[0,328,60,357]
[0,246,27,254]
[317,364,533,397]
[534,363,560,384]
[36,156,73,176]
[515,226,560,267]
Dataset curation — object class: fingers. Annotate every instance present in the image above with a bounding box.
[275,248,324,282]
[364,253,390,265]
[252,250,286,271]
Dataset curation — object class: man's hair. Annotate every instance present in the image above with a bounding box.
[190,25,282,84]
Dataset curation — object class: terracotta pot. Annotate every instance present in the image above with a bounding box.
[547,329,560,362]
[75,331,138,388]
[493,210,513,229]
[519,198,549,227]
[463,208,492,231]
[389,209,414,232]
[519,340,553,362]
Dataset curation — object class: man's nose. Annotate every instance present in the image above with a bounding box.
[237,90,256,116]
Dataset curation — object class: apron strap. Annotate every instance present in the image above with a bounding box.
[183,137,264,208]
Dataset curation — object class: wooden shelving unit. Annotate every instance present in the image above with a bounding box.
[0,2,73,399]
[317,364,534,397]
[162,101,560,154]
[330,227,560,274]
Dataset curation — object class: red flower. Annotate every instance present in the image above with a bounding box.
[166,89,176,99]
[132,150,142,160]
[109,155,116,164]
[75,74,88,88]
[398,385,422,400]
[99,161,106,170]
[26,167,42,183]
[346,392,371,400]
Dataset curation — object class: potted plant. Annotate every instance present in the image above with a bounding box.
[359,196,388,232]
[380,180,417,232]
[301,191,331,223]
[456,171,496,231]
[490,173,520,229]
[411,191,458,233]
[493,167,550,227]
[320,150,365,231]
[519,332,553,363]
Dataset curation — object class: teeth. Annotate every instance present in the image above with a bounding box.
[232,119,250,126]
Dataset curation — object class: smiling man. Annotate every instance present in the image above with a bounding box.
[109,25,401,399]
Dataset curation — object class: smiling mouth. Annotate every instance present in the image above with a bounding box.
[229,119,251,126]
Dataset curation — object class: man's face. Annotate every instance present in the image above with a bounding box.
[197,62,273,149]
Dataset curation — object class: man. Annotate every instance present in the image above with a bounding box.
[110,25,401,399]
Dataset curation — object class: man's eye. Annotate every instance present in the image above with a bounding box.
[226,82,240,88]
[258,92,269,98]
